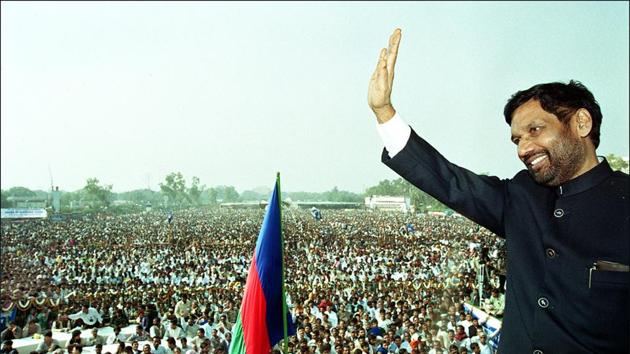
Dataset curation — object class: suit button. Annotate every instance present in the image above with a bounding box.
[538,297,549,308]
[533,350,544,354]
[546,248,556,258]
[553,208,564,218]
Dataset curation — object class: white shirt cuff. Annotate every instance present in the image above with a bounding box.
[376,112,411,158]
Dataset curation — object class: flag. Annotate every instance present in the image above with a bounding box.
[229,174,295,354]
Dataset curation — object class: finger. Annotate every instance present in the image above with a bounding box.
[371,48,387,81]
[387,28,401,84]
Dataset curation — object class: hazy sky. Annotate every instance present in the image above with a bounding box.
[2,1,628,194]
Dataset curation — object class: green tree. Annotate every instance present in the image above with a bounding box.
[284,191,323,202]
[188,176,205,205]
[1,190,8,208]
[84,178,113,207]
[606,153,629,173]
[160,172,189,207]
[212,185,240,203]
[207,188,218,205]
[322,186,363,202]
[6,186,37,198]
[117,188,162,206]
[223,186,240,202]
[59,189,86,210]
[240,190,266,201]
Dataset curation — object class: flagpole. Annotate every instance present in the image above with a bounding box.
[277,172,289,353]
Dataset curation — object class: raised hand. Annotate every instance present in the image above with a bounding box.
[368,28,401,123]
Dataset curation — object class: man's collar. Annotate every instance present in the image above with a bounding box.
[556,157,613,197]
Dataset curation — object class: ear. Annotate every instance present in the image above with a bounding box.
[574,108,593,138]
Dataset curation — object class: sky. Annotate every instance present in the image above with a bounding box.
[1,1,628,194]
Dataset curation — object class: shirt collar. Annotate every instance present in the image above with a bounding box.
[556,156,613,197]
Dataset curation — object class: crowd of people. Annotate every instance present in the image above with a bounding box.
[1,206,506,354]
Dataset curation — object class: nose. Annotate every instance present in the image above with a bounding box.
[517,138,535,161]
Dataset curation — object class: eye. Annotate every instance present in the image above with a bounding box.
[529,126,542,135]
[511,138,520,145]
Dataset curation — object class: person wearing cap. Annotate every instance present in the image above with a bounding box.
[1,340,18,354]
[35,331,60,354]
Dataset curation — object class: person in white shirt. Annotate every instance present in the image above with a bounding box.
[150,318,166,339]
[324,306,339,328]
[106,326,128,345]
[68,304,103,329]
[181,318,198,338]
[456,314,473,337]
[35,331,60,354]
[84,328,104,346]
[476,333,494,354]
[190,328,207,352]
[483,289,505,318]
[174,295,191,320]
[164,320,184,339]
[428,339,447,354]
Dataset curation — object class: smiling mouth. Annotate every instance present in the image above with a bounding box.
[526,154,548,171]
[530,154,547,166]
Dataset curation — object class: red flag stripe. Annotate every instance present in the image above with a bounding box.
[240,254,271,353]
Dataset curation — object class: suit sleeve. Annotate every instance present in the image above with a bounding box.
[382,129,507,237]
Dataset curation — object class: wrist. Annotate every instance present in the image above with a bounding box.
[372,105,396,124]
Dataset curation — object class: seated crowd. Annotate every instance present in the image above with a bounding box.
[1,208,506,354]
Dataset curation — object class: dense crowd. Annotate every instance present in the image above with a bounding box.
[1,207,506,354]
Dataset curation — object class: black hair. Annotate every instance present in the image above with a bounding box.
[503,80,603,148]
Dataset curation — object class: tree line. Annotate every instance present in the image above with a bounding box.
[2,154,628,213]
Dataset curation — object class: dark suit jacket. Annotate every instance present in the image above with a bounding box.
[383,130,629,354]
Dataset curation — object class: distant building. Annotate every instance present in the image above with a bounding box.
[220,201,267,209]
[364,195,411,213]
[6,196,47,209]
[294,201,362,210]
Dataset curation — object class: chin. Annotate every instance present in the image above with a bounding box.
[529,170,558,186]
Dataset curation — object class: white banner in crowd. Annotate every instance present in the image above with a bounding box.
[464,303,502,350]
[1,208,48,219]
